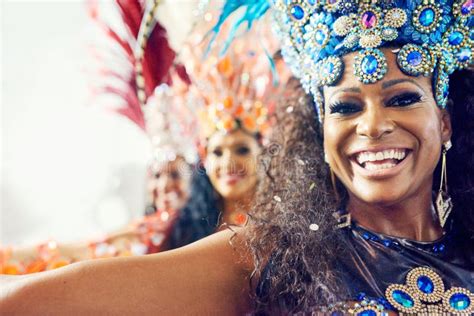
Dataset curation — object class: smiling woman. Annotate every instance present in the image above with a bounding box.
[1,0,473,315]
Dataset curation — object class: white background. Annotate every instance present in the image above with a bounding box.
[1,1,153,246]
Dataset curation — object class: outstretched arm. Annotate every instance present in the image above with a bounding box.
[1,228,253,315]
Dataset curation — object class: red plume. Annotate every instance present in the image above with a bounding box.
[87,0,176,130]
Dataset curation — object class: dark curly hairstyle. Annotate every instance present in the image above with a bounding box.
[245,69,474,313]
[167,162,222,249]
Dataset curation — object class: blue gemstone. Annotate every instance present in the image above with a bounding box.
[362,232,371,240]
[323,62,335,76]
[419,8,435,27]
[315,30,327,45]
[357,310,377,316]
[356,292,367,301]
[392,290,414,308]
[417,276,434,294]
[441,80,449,99]
[449,293,471,310]
[407,51,423,66]
[307,0,316,5]
[361,55,378,75]
[457,47,471,62]
[290,5,305,20]
[448,31,464,45]
[382,239,392,247]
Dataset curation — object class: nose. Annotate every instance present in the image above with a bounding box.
[356,102,395,139]
[220,150,235,172]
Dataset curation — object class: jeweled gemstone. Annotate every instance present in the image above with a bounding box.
[419,8,435,27]
[323,62,335,76]
[307,0,316,5]
[449,293,471,310]
[357,311,377,316]
[442,82,449,99]
[328,0,338,4]
[448,31,464,45]
[315,30,327,45]
[407,51,423,66]
[392,290,415,308]
[362,11,377,29]
[417,276,434,294]
[290,5,305,20]
[382,239,392,247]
[457,47,471,62]
[461,0,473,15]
[361,55,378,75]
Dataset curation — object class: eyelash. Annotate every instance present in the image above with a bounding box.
[386,92,422,107]
[329,102,361,115]
[329,92,423,115]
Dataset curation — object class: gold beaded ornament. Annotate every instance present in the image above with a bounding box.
[385,266,474,315]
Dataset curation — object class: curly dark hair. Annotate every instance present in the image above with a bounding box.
[167,162,222,249]
[245,69,474,313]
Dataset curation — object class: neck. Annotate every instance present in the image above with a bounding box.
[220,194,253,226]
[347,184,443,242]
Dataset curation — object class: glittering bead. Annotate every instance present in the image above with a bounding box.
[392,290,415,308]
[361,55,378,75]
[449,293,471,310]
[290,5,305,20]
[361,11,377,29]
[417,276,434,294]
[357,310,377,316]
[419,8,435,27]
[448,31,464,46]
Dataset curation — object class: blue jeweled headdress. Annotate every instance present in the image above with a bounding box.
[212,0,473,122]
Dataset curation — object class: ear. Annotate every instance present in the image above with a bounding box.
[440,108,452,143]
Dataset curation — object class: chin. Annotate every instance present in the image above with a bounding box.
[353,187,408,206]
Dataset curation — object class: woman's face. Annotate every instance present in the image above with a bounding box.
[148,156,192,211]
[323,48,452,206]
[205,129,261,201]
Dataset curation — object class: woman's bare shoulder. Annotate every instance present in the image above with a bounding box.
[1,228,254,315]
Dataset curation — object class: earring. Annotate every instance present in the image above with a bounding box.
[333,210,351,229]
[324,152,329,164]
[436,140,453,228]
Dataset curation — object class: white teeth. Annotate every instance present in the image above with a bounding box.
[364,161,398,171]
[356,149,407,165]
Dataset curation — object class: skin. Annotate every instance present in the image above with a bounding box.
[0,229,253,315]
[205,128,260,225]
[323,48,452,241]
[0,50,451,314]
[147,156,192,212]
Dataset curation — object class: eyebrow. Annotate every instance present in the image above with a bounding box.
[329,87,361,99]
[382,78,425,91]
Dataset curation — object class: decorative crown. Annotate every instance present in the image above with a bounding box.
[180,7,288,145]
[144,82,198,166]
[271,0,473,119]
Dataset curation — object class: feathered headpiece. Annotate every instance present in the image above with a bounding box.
[209,0,473,122]
[88,0,197,164]
[179,3,290,148]
[87,0,176,130]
